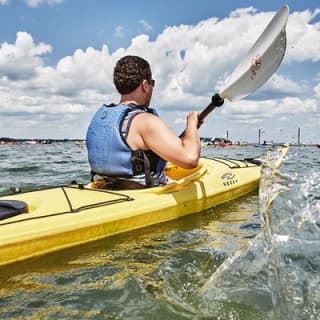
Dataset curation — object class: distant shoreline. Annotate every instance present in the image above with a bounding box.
[0,137,83,144]
[0,137,317,147]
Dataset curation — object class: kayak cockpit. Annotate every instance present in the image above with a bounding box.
[88,161,206,194]
[164,162,203,180]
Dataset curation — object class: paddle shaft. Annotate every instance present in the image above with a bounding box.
[179,94,224,138]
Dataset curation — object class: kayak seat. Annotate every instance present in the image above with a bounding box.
[0,200,28,220]
[164,162,203,180]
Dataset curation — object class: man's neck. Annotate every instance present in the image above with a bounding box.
[119,90,147,106]
[119,99,139,105]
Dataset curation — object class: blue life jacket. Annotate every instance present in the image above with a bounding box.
[86,104,167,186]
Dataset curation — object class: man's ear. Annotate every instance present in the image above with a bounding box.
[141,79,149,92]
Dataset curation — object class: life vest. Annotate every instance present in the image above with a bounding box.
[86,104,167,187]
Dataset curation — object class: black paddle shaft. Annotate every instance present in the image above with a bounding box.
[179,94,224,138]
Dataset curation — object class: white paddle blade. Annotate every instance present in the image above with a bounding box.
[221,5,289,102]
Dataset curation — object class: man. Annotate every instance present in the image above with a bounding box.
[86,55,201,189]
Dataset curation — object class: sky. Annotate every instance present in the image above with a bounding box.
[0,0,319,143]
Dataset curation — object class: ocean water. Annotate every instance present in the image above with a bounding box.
[0,143,319,319]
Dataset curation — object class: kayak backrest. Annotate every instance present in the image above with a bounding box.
[0,200,28,220]
[164,162,203,180]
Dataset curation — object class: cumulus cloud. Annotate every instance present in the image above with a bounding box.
[285,9,320,63]
[33,45,116,96]
[139,19,152,31]
[0,7,319,139]
[313,81,320,115]
[222,96,317,123]
[24,0,63,7]
[249,74,310,100]
[0,0,63,6]
[0,31,51,80]
[114,26,124,38]
[0,88,86,115]
[314,82,320,99]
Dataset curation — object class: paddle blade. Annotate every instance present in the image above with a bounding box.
[221,5,289,101]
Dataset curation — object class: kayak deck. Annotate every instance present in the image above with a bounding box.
[0,145,288,266]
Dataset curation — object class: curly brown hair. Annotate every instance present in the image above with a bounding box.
[113,55,152,94]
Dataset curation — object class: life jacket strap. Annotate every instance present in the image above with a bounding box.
[131,150,155,186]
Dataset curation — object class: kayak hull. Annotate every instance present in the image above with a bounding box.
[0,146,288,266]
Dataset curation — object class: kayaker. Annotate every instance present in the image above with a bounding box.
[86,55,201,189]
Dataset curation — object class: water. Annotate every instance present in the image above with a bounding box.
[0,143,319,319]
[261,148,320,319]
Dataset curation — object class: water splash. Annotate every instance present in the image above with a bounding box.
[197,146,320,319]
[195,148,288,319]
[261,154,320,320]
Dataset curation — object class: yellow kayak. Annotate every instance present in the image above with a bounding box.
[0,145,288,267]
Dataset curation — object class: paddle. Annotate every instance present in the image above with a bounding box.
[180,5,289,137]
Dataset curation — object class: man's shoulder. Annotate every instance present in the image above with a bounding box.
[133,108,163,125]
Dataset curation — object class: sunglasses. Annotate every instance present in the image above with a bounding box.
[148,79,155,87]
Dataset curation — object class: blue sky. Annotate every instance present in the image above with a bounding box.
[0,0,319,143]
